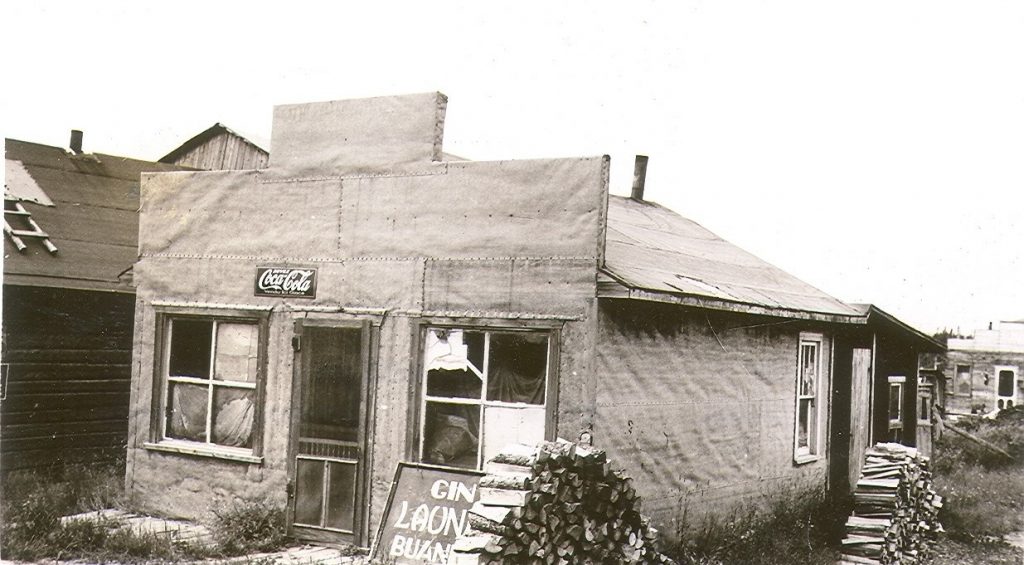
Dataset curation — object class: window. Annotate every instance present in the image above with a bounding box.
[995,366,1018,410]
[418,327,552,470]
[794,333,823,462]
[151,313,265,460]
[955,364,972,396]
[888,376,905,429]
[918,390,932,425]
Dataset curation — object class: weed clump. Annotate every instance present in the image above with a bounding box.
[210,499,287,555]
[1,462,294,561]
[0,464,126,561]
[665,484,843,565]
[932,405,1024,542]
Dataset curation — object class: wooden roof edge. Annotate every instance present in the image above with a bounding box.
[597,270,866,325]
[852,303,946,353]
[2,273,136,294]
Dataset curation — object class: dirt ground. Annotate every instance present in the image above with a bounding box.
[930,537,1024,565]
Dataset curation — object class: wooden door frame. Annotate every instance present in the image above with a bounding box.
[286,318,374,546]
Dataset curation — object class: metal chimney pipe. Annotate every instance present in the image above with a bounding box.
[631,155,649,201]
[70,130,84,154]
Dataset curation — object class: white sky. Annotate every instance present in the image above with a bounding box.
[3,1,1021,334]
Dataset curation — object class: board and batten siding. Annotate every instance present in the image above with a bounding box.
[167,132,268,171]
[1,285,135,472]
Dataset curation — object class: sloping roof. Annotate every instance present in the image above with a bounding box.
[600,195,862,322]
[4,138,184,292]
[851,304,945,352]
[159,123,268,164]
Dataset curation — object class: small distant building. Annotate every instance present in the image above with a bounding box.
[943,321,1024,415]
[159,123,269,171]
[2,134,183,473]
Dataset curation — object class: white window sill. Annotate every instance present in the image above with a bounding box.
[144,441,262,465]
[793,453,820,466]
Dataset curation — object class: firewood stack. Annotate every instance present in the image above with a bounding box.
[448,439,675,565]
[838,443,943,565]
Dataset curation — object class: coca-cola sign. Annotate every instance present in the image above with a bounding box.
[254,267,317,298]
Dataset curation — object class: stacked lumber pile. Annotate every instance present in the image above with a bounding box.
[838,443,943,565]
[448,440,675,565]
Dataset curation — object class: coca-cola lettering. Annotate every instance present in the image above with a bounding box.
[254,267,317,298]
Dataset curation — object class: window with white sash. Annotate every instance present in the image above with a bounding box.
[418,326,554,470]
[794,333,823,462]
[152,313,266,459]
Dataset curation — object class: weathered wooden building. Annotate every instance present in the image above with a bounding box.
[2,136,182,472]
[124,93,936,548]
[159,123,269,171]
[942,321,1024,415]
[828,304,944,488]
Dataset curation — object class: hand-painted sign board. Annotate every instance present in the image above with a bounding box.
[370,462,484,564]
[254,267,317,298]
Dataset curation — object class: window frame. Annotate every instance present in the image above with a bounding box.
[888,375,906,430]
[917,388,933,425]
[410,319,560,471]
[954,364,973,397]
[145,305,270,464]
[993,365,1019,410]
[793,332,824,464]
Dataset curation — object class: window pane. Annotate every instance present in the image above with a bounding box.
[211,387,255,448]
[487,333,548,404]
[294,459,324,526]
[325,461,357,532]
[169,319,212,378]
[800,343,817,397]
[167,382,208,442]
[426,369,482,399]
[214,323,259,382]
[998,370,1015,397]
[956,365,972,395]
[422,402,480,469]
[465,331,485,373]
[889,384,902,421]
[482,405,546,464]
[425,329,479,373]
[797,398,812,449]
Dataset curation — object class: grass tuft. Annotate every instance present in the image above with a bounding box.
[0,464,288,561]
[931,405,1024,542]
[209,498,288,555]
[664,484,844,565]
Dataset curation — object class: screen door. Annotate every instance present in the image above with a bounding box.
[290,322,369,544]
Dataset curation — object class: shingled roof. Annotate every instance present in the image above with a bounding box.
[600,195,863,322]
[4,138,184,292]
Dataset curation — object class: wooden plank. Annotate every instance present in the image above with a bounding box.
[942,417,1015,461]
[1,446,125,471]
[1,407,129,425]
[2,430,128,451]
[9,377,128,394]
[849,348,872,491]
[2,419,129,440]
[2,349,132,364]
